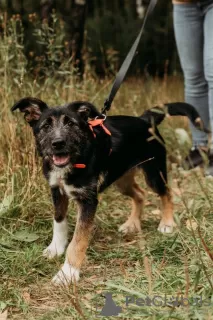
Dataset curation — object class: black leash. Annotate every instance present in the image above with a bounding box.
[102,0,158,114]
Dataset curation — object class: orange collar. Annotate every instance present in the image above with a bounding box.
[73,117,112,169]
[73,163,86,168]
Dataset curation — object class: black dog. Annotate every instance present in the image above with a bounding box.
[12,98,207,285]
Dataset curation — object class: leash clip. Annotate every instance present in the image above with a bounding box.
[95,114,106,121]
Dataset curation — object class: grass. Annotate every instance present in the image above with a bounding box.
[1,17,213,320]
[2,75,213,320]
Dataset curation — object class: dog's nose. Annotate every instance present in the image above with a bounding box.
[52,139,66,150]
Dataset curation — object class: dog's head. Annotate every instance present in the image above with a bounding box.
[11,97,101,168]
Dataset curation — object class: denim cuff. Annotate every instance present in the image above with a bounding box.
[192,141,208,148]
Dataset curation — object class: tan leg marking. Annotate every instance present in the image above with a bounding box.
[66,213,93,269]
[52,201,96,285]
[116,169,145,234]
[158,192,175,234]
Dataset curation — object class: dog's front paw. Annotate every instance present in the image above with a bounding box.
[52,262,80,285]
[43,241,67,259]
[158,219,176,234]
[119,218,142,234]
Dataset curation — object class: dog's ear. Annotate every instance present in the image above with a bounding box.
[11,97,48,127]
[68,101,101,121]
[77,105,91,121]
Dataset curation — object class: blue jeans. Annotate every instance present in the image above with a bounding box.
[173,0,213,148]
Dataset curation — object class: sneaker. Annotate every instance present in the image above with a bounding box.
[183,147,209,170]
[205,150,213,176]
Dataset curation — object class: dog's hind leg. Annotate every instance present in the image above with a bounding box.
[52,193,98,285]
[158,192,174,233]
[116,169,145,235]
[43,187,69,259]
[142,157,175,234]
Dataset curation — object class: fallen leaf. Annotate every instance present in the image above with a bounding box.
[13,230,39,242]
[22,291,31,303]
[0,302,7,314]
[0,309,7,320]
[151,209,161,216]
[188,199,194,209]
[96,290,104,296]
[186,219,198,231]
[175,128,191,146]
[0,195,13,215]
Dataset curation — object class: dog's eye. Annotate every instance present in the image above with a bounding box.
[43,123,51,129]
[64,116,74,126]
[40,117,53,130]
[41,121,52,130]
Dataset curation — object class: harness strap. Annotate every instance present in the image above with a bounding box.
[88,118,111,136]
[73,118,111,169]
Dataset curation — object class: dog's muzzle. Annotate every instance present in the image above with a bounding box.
[52,154,70,166]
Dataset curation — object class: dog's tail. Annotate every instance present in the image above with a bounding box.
[140,102,210,133]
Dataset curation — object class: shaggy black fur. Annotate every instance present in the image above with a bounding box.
[11,98,207,217]
[11,97,207,283]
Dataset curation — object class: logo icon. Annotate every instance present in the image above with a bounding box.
[100,292,122,316]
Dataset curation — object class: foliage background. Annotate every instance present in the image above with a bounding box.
[3,2,213,320]
[0,0,179,77]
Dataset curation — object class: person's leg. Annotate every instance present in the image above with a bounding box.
[204,4,213,147]
[173,3,209,147]
[203,3,213,174]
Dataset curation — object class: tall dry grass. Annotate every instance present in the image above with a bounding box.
[2,14,213,320]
